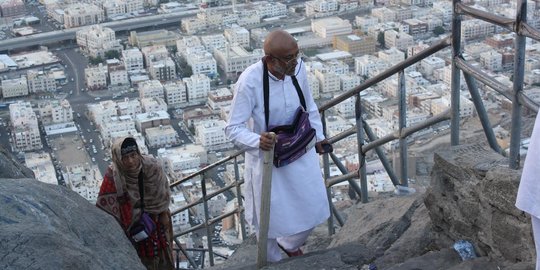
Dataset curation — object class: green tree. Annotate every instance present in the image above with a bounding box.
[89,56,103,65]
[104,50,120,60]
[377,31,385,48]
[433,26,446,36]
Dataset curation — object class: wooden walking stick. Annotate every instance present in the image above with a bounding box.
[257,132,275,269]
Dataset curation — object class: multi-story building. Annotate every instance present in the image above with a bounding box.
[201,34,227,51]
[85,64,108,90]
[402,18,428,37]
[214,45,263,73]
[340,73,362,92]
[108,64,129,86]
[63,164,102,203]
[355,55,390,77]
[384,30,414,51]
[122,48,144,72]
[138,80,164,100]
[117,98,142,117]
[101,115,136,143]
[256,1,287,18]
[145,125,178,148]
[76,25,121,58]
[480,50,502,72]
[1,76,28,98]
[237,9,260,26]
[311,17,353,38]
[335,94,356,118]
[486,33,514,49]
[307,72,320,99]
[207,88,233,112]
[9,101,42,151]
[186,52,218,78]
[195,119,227,147]
[63,4,104,29]
[129,29,178,48]
[27,70,56,93]
[37,99,73,124]
[163,81,187,107]
[461,19,496,41]
[314,69,340,95]
[356,16,378,33]
[378,47,405,66]
[157,144,207,177]
[183,74,211,103]
[148,57,176,81]
[224,25,250,48]
[371,7,396,23]
[141,97,168,113]
[141,45,169,68]
[88,100,118,128]
[25,152,56,185]
[333,34,376,56]
[419,56,445,77]
[134,110,170,134]
[181,17,206,34]
[305,0,338,17]
[183,106,220,128]
[0,0,25,18]
[102,0,126,18]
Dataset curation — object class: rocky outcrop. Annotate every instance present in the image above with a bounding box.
[0,146,34,179]
[0,144,145,270]
[425,144,535,263]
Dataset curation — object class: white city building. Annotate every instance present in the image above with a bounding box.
[340,73,362,92]
[1,76,28,98]
[207,88,233,112]
[141,45,169,67]
[138,80,164,100]
[117,98,142,117]
[76,25,122,58]
[141,97,168,113]
[307,72,320,99]
[480,50,502,72]
[314,69,340,94]
[163,81,188,107]
[85,64,108,90]
[148,57,176,81]
[63,3,104,28]
[214,46,264,73]
[195,119,228,147]
[108,64,129,86]
[145,125,179,148]
[256,1,287,18]
[88,100,118,128]
[37,99,73,124]
[201,34,227,51]
[25,153,57,185]
[9,101,42,151]
[27,70,56,93]
[378,47,406,66]
[311,17,353,38]
[384,30,414,51]
[101,115,136,143]
[224,25,250,48]
[157,144,207,176]
[305,0,338,17]
[134,110,170,134]
[183,74,211,103]
[122,48,144,72]
[186,51,218,77]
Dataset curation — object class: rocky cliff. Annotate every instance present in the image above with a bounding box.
[0,147,145,270]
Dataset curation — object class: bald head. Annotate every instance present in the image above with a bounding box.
[263,30,297,56]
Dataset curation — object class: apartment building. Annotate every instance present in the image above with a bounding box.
[402,18,428,37]
[419,56,445,77]
[27,70,56,93]
[207,87,233,112]
[311,17,352,38]
[340,73,362,92]
[314,68,340,94]
[371,7,395,22]
[224,25,250,48]
[183,74,211,103]
[88,100,118,128]
[201,34,227,51]
[141,45,169,67]
[85,64,108,90]
[214,45,263,73]
[461,19,496,41]
[141,97,168,113]
[9,101,42,151]
[134,110,170,134]
[101,115,136,143]
[1,76,28,98]
[333,34,376,56]
[163,81,187,107]
[0,0,25,18]
[37,99,73,125]
[148,57,176,81]
[378,47,405,66]
[307,72,320,99]
[305,0,338,17]
[145,125,178,148]
[256,1,287,18]
[122,48,144,72]
[186,52,218,77]
[117,98,142,117]
[480,50,502,72]
[76,25,121,58]
[129,29,178,48]
[138,80,164,100]
[384,30,414,51]
[63,3,104,29]
[108,64,129,86]
[195,119,227,147]
[181,17,206,34]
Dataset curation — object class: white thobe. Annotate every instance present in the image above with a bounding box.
[225,60,330,238]
[517,112,540,219]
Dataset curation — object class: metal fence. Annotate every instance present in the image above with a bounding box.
[168,0,540,267]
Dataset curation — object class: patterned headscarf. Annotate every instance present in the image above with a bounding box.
[111,137,170,222]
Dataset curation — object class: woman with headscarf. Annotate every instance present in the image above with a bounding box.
[96,137,174,270]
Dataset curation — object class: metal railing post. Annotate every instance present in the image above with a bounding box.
[257,138,275,269]
[233,157,247,240]
[355,93,369,203]
[398,71,408,186]
[200,175,215,267]
[451,0,463,146]
[510,0,527,169]
[321,111,335,235]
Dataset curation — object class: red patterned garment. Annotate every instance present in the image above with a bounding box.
[96,167,173,263]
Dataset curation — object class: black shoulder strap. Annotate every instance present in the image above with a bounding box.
[138,170,145,211]
[263,61,306,130]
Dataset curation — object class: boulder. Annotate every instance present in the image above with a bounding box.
[0,146,34,179]
[424,144,535,263]
[0,178,145,270]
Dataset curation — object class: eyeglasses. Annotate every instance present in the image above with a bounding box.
[269,51,305,66]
